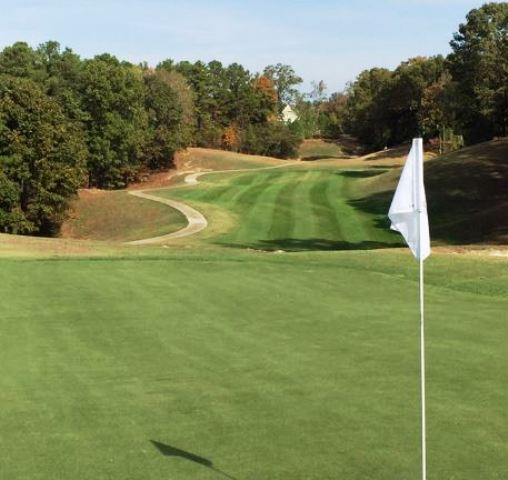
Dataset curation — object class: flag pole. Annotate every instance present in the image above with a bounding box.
[417,137,427,480]
[388,137,430,480]
[420,256,427,480]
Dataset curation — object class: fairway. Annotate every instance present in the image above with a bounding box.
[155,167,402,250]
[0,251,507,479]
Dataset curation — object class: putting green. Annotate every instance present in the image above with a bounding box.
[0,250,507,479]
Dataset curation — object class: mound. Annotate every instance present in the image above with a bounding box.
[353,139,508,245]
[62,189,187,242]
[175,147,289,172]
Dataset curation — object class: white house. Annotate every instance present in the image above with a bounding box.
[281,104,298,123]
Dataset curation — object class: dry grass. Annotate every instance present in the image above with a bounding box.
[61,189,186,242]
[175,147,289,172]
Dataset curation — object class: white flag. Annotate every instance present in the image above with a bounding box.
[388,138,430,261]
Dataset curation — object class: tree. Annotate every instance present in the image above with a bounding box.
[142,70,185,170]
[0,75,87,235]
[386,56,447,144]
[320,92,348,138]
[419,71,458,140]
[79,55,148,188]
[345,67,393,147]
[0,42,42,79]
[263,63,303,111]
[448,2,508,141]
[345,57,448,148]
[253,75,278,122]
[36,41,85,121]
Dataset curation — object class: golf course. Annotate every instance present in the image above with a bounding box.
[1,140,507,480]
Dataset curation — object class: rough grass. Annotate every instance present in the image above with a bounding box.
[298,136,364,161]
[62,189,187,242]
[299,139,349,160]
[175,147,289,172]
[354,139,508,244]
[0,250,507,480]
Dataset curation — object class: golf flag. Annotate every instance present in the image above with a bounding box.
[388,138,430,261]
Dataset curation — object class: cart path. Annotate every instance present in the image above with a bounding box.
[125,161,299,245]
[125,191,207,245]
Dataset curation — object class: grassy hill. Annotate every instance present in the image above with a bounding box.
[62,189,187,242]
[352,139,508,245]
[175,147,289,171]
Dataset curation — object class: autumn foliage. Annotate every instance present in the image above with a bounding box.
[222,125,240,151]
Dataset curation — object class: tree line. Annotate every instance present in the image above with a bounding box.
[298,2,508,149]
[0,42,302,235]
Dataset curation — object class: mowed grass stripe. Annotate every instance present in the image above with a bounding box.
[225,172,278,211]
[291,171,322,241]
[228,171,286,212]
[337,174,400,245]
[197,172,263,205]
[266,172,302,242]
[160,172,265,208]
[325,173,371,245]
[226,172,290,246]
[309,170,344,241]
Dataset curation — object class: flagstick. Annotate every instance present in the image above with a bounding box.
[420,256,427,480]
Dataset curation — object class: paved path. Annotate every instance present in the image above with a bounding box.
[125,161,299,245]
[125,190,207,245]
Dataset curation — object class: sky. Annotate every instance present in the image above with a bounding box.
[0,0,495,93]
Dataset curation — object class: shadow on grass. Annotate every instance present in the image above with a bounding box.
[219,238,402,252]
[301,154,347,161]
[321,137,365,155]
[338,170,387,178]
[349,144,508,244]
[151,440,239,480]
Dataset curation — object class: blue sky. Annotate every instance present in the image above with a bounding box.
[0,0,494,93]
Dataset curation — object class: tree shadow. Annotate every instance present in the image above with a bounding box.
[151,440,239,480]
[321,137,365,155]
[349,146,508,244]
[338,170,387,178]
[218,238,403,252]
[301,154,347,161]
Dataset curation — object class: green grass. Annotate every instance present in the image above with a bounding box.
[0,250,507,479]
[1,143,508,479]
[156,168,401,250]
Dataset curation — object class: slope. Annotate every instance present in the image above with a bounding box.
[351,139,508,245]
